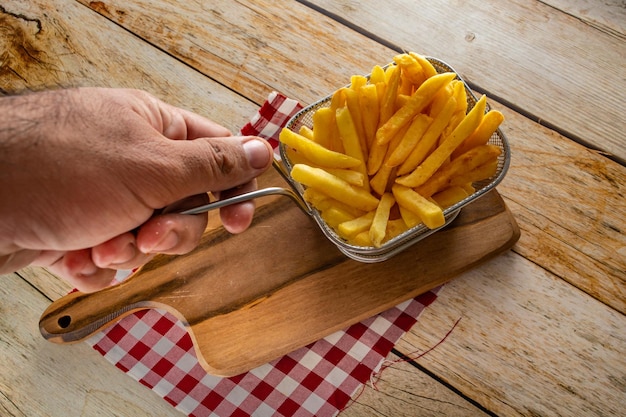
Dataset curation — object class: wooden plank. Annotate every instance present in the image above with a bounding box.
[18,267,73,301]
[0,0,258,132]
[305,0,626,164]
[395,251,626,417]
[75,0,395,105]
[542,0,626,36]
[490,99,626,313]
[340,353,491,417]
[0,272,183,417]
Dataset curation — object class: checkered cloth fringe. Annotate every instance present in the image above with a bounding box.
[87,92,440,417]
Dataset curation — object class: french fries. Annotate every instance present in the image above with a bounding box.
[375,72,457,146]
[279,128,361,169]
[369,193,396,247]
[290,164,379,212]
[279,52,504,248]
[396,95,487,188]
[338,211,375,238]
[392,184,445,229]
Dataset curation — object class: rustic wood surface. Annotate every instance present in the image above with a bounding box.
[0,272,183,417]
[396,252,626,417]
[1,0,624,416]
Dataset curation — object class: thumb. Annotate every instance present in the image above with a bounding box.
[154,135,274,204]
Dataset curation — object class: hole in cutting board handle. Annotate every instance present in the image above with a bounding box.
[58,315,71,329]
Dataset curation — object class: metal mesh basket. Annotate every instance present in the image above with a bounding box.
[279,57,511,262]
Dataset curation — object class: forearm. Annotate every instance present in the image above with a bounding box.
[0,90,66,262]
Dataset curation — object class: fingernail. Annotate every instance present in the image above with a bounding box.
[243,138,271,169]
[147,230,179,253]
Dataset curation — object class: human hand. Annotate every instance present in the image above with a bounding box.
[0,88,273,292]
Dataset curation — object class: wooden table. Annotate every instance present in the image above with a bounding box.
[1,1,624,415]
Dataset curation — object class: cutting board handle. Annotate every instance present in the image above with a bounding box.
[38,262,173,343]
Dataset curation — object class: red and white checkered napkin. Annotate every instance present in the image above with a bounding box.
[86,92,441,417]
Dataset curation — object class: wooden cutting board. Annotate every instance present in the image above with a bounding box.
[39,168,520,377]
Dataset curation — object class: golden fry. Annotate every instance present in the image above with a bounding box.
[370,164,396,196]
[448,159,499,187]
[396,94,487,187]
[299,125,314,140]
[312,107,334,149]
[302,187,328,207]
[325,168,366,187]
[385,114,432,168]
[384,218,409,242]
[399,205,422,228]
[370,65,386,84]
[340,88,367,153]
[330,87,346,109]
[398,76,414,97]
[351,75,368,91]
[428,83,453,118]
[321,206,356,228]
[460,182,476,194]
[367,119,408,177]
[409,52,438,79]
[392,184,445,229]
[384,121,411,163]
[291,164,379,211]
[395,94,411,110]
[303,188,365,218]
[279,128,361,169]
[451,80,468,116]
[336,107,366,163]
[394,53,426,86]
[375,72,456,146]
[350,231,373,247]
[358,84,380,150]
[329,89,346,152]
[367,141,388,176]
[452,110,505,159]
[379,64,401,126]
[335,106,370,190]
[431,186,469,208]
[415,144,501,197]
[397,96,457,175]
[284,146,316,167]
[338,211,375,238]
[369,193,395,247]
